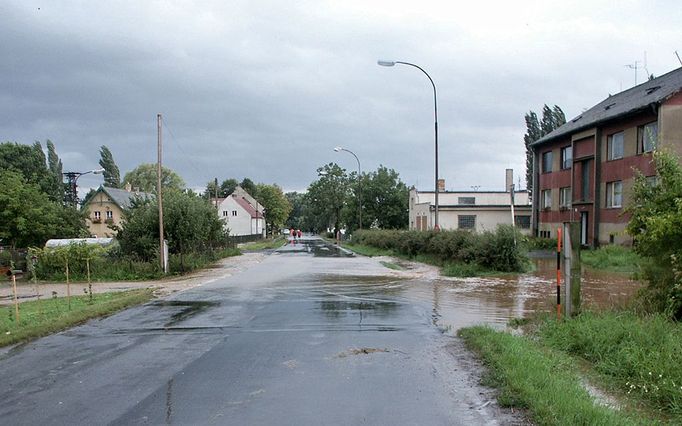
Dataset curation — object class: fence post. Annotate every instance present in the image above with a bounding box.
[568,222,581,316]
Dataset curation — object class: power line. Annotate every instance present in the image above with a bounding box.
[161,119,209,186]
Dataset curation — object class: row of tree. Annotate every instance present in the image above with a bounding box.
[284,163,409,233]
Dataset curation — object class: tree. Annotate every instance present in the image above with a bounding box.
[123,164,185,193]
[240,178,257,197]
[285,192,305,229]
[523,105,566,195]
[117,190,227,270]
[99,145,121,188]
[0,170,86,248]
[0,141,63,202]
[255,184,292,235]
[46,140,64,197]
[221,178,239,196]
[304,163,349,233]
[626,149,682,318]
[345,166,408,230]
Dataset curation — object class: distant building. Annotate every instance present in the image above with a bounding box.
[210,186,265,237]
[82,184,153,237]
[409,169,531,234]
[531,67,682,246]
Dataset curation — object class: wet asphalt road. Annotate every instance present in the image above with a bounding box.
[0,236,520,425]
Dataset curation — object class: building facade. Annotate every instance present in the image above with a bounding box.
[409,170,532,234]
[531,67,682,246]
[82,185,153,237]
[211,186,265,237]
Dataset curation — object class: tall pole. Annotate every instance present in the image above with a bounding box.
[157,113,165,273]
[378,60,439,229]
[334,147,362,229]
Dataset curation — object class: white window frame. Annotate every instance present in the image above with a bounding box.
[542,151,553,173]
[559,187,571,208]
[232,210,238,216]
[606,181,623,208]
[608,132,624,160]
[640,122,658,153]
[106,210,113,220]
[542,189,552,209]
[94,211,101,220]
[560,146,572,169]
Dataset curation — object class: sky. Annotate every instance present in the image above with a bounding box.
[2,1,681,194]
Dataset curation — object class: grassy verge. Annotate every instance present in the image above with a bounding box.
[581,245,641,273]
[0,289,154,347]
[343,242,497,277]
[379,260,403,270]
[240,236,287,251]
[537,311,682,419]
[459,326,647,425]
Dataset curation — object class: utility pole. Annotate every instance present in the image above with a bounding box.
[157,114,166,273]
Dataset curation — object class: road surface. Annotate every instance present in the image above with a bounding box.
[0,236,525,425]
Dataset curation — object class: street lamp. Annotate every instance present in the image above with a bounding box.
[378,59,440,230]
[334,146,362,229]
[63,168,105,207]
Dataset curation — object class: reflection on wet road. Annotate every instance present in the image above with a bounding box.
[0,235,638,425]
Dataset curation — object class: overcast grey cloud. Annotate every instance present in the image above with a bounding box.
[2,1,681,193]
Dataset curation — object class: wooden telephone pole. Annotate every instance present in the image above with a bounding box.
[157,114,166,273]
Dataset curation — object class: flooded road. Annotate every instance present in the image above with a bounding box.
[0,235,636,425]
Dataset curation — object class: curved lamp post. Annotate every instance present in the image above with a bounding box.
[63,168,105,207]
[378,60,440,230]
[334,146,362,229]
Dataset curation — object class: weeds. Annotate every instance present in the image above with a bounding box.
[0,289,154,347]
[459,326,646,425]
[581,245,641,273]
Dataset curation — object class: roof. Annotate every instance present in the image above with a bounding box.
[234,197,264,219]
[87,186,154,210]
[533,66,682,146]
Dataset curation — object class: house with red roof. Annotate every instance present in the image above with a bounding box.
[211,186,265,237]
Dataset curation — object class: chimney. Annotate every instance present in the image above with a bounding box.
[124,182,132,192]
[505,169,513,192]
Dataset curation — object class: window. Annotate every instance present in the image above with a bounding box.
[542,189,552,209]
[560,146,572,169]
[542,151,553,173]
[232,210,238,216]
[581,160,591,201]
[106,211,113,220]
[458,197,475,205]
[645,175,659,187]
[93,211,101,221]
[222,211,228,217]
[514,215,531,229]
[559,187,571,208]
[458,215,476,229]
[607,132,624,160]
[606,181,623,208]
[639,121,658,153]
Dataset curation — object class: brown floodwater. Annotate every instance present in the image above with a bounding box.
[401,258,642,331]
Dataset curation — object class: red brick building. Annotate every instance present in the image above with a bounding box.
[531,67,682,246]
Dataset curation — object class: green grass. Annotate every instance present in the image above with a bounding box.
[581,245,641,273]
[459,326,648,425]
[379,261,403,270]
[240,236,287,251]
[537,311,682,418]
[0,289,154,347]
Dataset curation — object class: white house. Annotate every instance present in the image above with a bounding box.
[211,186,265,237]
[409,169,532,234]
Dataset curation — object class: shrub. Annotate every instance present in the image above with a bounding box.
[351,226,526,273]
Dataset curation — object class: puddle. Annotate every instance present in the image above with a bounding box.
[149,300,220,327]
[277,238,354,258]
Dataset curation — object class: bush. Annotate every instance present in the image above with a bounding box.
[352,225,526,273]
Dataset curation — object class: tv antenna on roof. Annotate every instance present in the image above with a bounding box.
[675,51,682,66]
[625,61,640,86]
